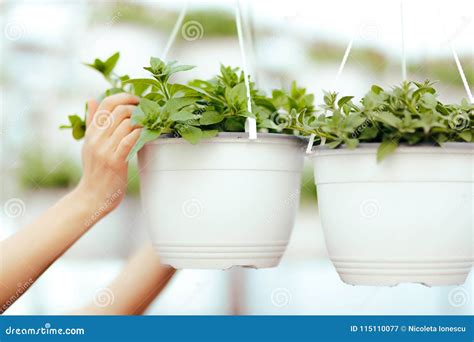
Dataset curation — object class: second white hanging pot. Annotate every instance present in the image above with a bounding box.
[311,142,473,286]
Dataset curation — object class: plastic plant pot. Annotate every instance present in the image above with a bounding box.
[311,142,473,286]
[138,132,306,269]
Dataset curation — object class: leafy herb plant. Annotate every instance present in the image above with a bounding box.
[63,53,472,162]
[299,81,473,161]
[62,52,313,159]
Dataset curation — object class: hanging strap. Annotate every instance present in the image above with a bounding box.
[451,44,474,103]
[308,1,409,154]
[235,0,257,140]
[161,1,257,139]
[400,1,407,81]
[161,4,188,61]
[306,36,354,154]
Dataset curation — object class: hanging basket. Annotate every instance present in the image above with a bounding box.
[139,132,306,269]
[311,142,473,286]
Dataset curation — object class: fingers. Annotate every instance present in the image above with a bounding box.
[85,93,141,163]
[88,93,139,139]
[97,93,139,113]
[108,105,137,133]
[86,99,99,128]
[115,129,142,161]
[110,118,136,148]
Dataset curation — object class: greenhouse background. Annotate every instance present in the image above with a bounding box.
[1,0,473,314]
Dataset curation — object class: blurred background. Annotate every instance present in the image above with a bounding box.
[1,0,473,315]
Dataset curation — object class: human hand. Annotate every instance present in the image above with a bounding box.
[75,93,141,220]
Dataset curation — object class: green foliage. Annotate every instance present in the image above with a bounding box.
[63,52,314,160]
[301,80,473,161]
[62,53,472,162]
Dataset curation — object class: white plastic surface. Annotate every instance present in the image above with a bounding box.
[312,143,474,286]
[138,133,305,269]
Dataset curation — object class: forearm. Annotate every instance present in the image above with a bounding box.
[0,186,101,310]
[73,243,176,315]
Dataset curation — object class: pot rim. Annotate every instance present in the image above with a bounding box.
[309,142,473,157]
[145,132,308,146]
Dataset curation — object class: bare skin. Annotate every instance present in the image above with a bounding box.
[73,243,176,315]
[0,94,175,314]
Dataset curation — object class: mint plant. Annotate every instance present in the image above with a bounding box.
[62,52,313,160]
[62,52,472,163]
[299,81,473,161]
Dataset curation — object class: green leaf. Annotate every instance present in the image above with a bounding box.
[131,106,146,125]
[228,83,248,105]
[377,140,399,162]
[60,114,86,140]
[358,126,378,140]
[105,87,123,96]
[345,138,359,149]
[374,111,402,127]
[200,111,224,125]
[103,52,120,76]
[337,96,354,108]
[140,98,161,116]
[68,114,83,126]
[371,85,384,94]
[237,111,256,119]
[325,140,343,148]
[421,93,438,109]
[126,129,161,161]
[259,119,280,130]
[168,64,195,75]
[72,122,86,140]
[224,117,245,131]
[149,57,165,74]
[458,130,472,142]
[177,125,203,144]
[170,110,196,122]
[164,97,197,114]
[344,114,366,129]
[123,78,161,88]
[201,129,219,139]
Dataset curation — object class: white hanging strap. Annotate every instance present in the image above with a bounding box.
[161,3,188,61]
[335,37,354,84]
[451,44,474,103]
[400,0,407,81]
[235,0,257,140]
[305,134,315,153]
[306,37,354,154]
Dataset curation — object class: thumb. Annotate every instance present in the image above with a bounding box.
[86,99,99,128]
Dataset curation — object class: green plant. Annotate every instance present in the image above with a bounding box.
[63,53,472,163]
[300,80,473,161]
[62,52,313,160]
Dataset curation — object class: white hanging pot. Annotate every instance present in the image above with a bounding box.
[138,132,306,269]
[311,142,473,286]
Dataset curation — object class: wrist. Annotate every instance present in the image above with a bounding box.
[70,183,107,228]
